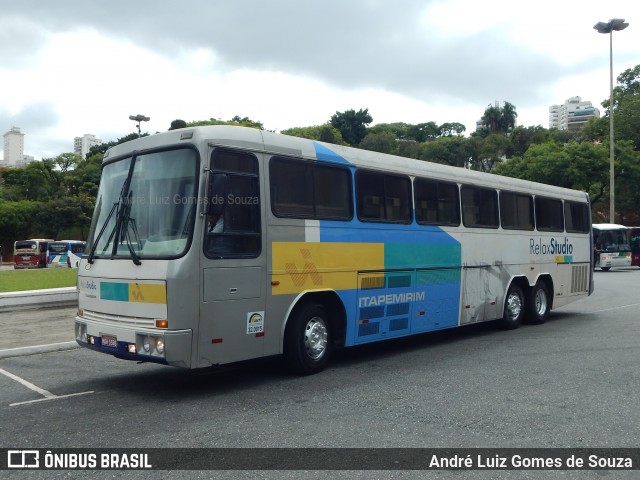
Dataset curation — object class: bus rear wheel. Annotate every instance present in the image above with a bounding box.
[499,284,524,330]
[284,303,332,375]
[526,281,550,324]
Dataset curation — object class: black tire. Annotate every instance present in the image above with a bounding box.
[499,284,524,330]
[284,303,331,375]
[526,281,550,324]
[601,267,611,272]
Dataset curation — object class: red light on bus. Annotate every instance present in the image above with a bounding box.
[212,338,223,344]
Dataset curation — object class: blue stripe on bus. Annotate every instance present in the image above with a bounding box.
[312,142,352,165]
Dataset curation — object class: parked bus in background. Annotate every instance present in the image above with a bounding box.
[47,240,86,268]
[627,227,640,267]
[75,126,594,375]
[13,239,55,269]
[592,224,631,271]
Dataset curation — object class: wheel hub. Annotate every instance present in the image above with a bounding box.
[304,317,328,360]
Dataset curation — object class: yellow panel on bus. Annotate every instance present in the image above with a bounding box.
[271,242,385,295]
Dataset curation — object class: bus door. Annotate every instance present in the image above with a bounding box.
[198,148,266,367]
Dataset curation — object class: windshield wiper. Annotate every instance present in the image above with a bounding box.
[87,154,141,265]
[118,190,141,265]
[87,199,118,264]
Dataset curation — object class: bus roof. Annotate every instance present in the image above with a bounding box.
[104,125,589,202]
[592,223,628,230]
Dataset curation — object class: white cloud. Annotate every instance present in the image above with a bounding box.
[1,0,638,160]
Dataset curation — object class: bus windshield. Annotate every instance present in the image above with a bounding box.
[594,228,630,252]
[86,147,198,260]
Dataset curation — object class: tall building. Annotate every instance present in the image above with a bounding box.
[549,96,600,131]
[2,126,25,166]
[74,133,102,158]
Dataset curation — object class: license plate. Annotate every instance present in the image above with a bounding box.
[101,335,118,348]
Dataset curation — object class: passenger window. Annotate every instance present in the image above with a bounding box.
[356,170,411,223]
[270,157,352,220]
[414,178,460,226]
[564,201,590,233]
[461,186,499,228]
[500,191,534,230]
[535,196,564,232]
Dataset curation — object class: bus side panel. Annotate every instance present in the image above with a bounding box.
[270,221,463,348]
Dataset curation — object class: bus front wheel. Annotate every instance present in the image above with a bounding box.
[526,281,550,324]
[500,284,524,330]
[284,303,332,375]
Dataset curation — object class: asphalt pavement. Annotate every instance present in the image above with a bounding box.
[0,264,78,358]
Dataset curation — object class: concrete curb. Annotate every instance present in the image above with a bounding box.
[0,287,78,312]
[0,341,79,359]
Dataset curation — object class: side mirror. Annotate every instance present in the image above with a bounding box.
[207,173,227,216]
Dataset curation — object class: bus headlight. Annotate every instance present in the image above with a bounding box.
[142,336,150,352]
[155,337,165,354]
[136,334,166,357]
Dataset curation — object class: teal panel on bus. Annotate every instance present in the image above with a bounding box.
[100,282,129,302]
[384,243,461,270]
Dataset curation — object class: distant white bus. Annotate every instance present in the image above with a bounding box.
[47,240,86,268]
[592,224,631,271]
[75,126,594,374]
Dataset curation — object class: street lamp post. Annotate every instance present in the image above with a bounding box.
[129,114,150,135]
[594,18,629,223]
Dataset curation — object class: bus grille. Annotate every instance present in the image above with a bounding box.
[82,309,156,328]
[571,264,588,293]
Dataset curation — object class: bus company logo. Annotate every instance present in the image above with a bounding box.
[284,249,323,287]
[8,450,39,469]
[248,312,263,324]
[130,285,145,302]
[81,280,97,291]
[530,237,574,256]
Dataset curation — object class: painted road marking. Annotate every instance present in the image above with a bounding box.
[0,367,93,407]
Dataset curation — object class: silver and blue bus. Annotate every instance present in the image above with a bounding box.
[75,126,593,374]
[47,240,86,268]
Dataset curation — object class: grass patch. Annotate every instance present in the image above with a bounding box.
[0,268,77,292]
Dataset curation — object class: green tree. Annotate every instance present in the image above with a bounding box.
[187,116,264,129]
[0,200,39,252]
[438,122,466,137]
[169,119,187,130]
[330,108,373,146]
[359,131,397,154]
[615,95,640,150]
[507,126,550,158]
[493,141,609,204]
[407,122,439,142]
[281,124,344,144]
[476,134,511,172]
[0,160,62,201]
[418,136,470,168]
[612,141,640,223]
[478,101,518,136]
[52,152,82,173]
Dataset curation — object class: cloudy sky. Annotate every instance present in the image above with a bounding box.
[1,0,638,160]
